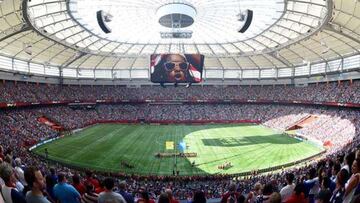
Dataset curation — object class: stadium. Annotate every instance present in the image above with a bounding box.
[0,0,359,203]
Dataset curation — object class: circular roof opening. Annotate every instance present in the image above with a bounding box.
[157,3,197,28]
[68,0,285,44]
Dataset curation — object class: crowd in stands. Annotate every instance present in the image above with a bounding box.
[0,82,359,203]
[1,140,360,203]
[0,80,359,104]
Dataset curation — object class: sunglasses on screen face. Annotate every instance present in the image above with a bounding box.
[164,62,189,71]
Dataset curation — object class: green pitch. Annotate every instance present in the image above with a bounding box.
[33,124,323,176]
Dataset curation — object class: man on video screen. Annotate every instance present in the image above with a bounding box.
[150,54,203,83]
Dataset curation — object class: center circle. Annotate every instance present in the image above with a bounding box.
[156,3,197,28]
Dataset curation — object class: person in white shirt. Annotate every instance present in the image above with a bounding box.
[14,158,26,187]
[341,152,355,174]
[343,159,360,203]
[280,173,295,202]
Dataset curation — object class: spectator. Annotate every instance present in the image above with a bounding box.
[221,183,240,203]
[14,158,26,188]
[0,146,4,161]
[165,189,179,203]
[137,190,155,203]
[321,177,332,192]
[158,193,170,203]
[330,164,341,192]
[304,168,320,203]
[255,183,273,203]
[84,170,100,190]
[279,173,295,202]
[192,190,206,203]
[247,182,262,203]
[98,177,126,203]
[118,181,134,203]
[330,170,349,203]
[269,192,281,203]
[315,189,331,203]
[72,174,86,195]
[45,172,57,202]
[24,166,51,203]
[237,195,246,203]
[0,163,26,203]
[53,172,81,203]
[285,183,307,203]
[343,158,360,202]
[48,168,58,184]
[342,152,355,174]
[81,184,99,203]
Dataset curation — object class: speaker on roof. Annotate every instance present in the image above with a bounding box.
[96,10,112,34]
[23,43,32,55]
[238,9,253,33]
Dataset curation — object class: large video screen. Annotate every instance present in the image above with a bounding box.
[150,54,204,83]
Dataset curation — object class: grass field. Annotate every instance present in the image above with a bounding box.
[33,124,323,176]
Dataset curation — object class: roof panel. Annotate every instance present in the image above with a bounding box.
[219,58,238,69]
[222,44,240,54]
[141,45,157,54]
[116,58,134,69]
[183,45,197,54]
[82,56,104,69]
[132,57,148,69]
[1,0,16,15]
[233,42,253,52]
[51,50,76,65]
[204,57,221,68]
[169,44,182,53]
[197,45,213,55]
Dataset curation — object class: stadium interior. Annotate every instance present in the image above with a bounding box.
[0,0,359,203]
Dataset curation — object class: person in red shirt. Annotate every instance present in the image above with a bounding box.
[137,190,155,203]
[0,145,5,161]
[84,170,100,191]
[285,183,308,203]
[165,189,179,203]
[72,174,86,195]
[221,183,240,203]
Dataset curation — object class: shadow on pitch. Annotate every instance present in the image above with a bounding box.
[201,134,301,147]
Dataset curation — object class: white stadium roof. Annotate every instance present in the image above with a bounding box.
[0,0,359,80]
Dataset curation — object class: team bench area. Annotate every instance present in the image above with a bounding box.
[155,152,197,158]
